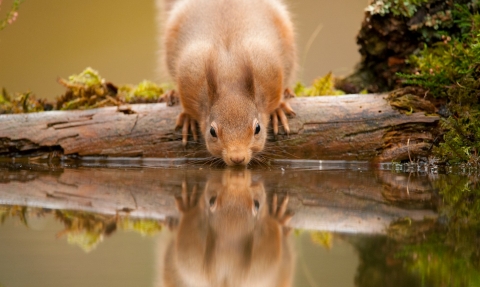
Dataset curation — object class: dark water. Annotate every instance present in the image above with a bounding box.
[0,159,479,287]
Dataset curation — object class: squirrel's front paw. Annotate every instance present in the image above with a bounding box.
[271,88,296,135]
[160,89,180,106]
[175,112,199,147]
[271,193,293,235]
[175,180,199,213]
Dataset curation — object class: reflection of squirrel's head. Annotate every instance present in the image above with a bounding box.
[164,170,293,287]
[203,169,267,241]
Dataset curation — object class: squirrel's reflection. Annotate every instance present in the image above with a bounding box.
[163,170,293,287]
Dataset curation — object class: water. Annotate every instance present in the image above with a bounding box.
[0,160,479,287]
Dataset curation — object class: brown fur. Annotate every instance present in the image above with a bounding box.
[162,0,297,166]
[163,170,294,287]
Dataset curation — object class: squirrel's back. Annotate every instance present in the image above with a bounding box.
[163,0,296,85]
[161,0,297,166]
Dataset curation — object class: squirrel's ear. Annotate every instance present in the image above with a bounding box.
[205,60,218,102]
[242,58,255,99]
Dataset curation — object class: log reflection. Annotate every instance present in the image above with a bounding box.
[163,170,294,287]
[0,162,438,234]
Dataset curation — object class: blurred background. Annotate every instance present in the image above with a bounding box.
[0,0,367,99]
[0,2,368,286]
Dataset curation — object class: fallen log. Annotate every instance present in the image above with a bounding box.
[0,93,440,162]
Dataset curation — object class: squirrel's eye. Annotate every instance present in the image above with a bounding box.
[210,126,217,138]
[254,123,261,135]
[254,200,260,211]
[209,196,217,207]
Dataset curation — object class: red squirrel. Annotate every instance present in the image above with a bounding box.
[163,170,294,286]
[162,0,297,166]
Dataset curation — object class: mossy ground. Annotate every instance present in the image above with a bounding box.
[343,0,480,167]
[294,72,349,97]
[0,67,170,114]
[396,3,480,166]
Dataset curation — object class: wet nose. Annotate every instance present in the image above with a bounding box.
[230,156,246,165]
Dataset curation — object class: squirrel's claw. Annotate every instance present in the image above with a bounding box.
[190,119,198,142]
[175,112,198,147]
[175,180,199,213]
[175,113,189,147]
[160,89,180,106]
[271,193,293,226]
[271,88,296,136]
[273,108,290,135]
[284,87,296,99]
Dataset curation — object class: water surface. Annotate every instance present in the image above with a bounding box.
[0,160,478,287]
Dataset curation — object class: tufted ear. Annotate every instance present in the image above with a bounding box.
[205,60,218,103]
[242,58,255,99]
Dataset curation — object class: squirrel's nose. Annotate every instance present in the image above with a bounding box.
[230,156,246,165]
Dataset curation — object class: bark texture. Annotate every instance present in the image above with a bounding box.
[0,93,440,162]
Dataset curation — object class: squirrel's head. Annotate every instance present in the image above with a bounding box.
[206,101,268,166]
[203,59,270,166]
[203,170,266,236]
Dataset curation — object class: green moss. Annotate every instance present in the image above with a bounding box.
[396,230,480,287]
[1,66,174,112]
[66,67,104,87]
[366,0,455,33]
[366,0,430,17]
[391,175,480,286]
[57,68,172,109]
[0,205,28,225]
[56,67,118,110]
[54,210,164,251]
[66,231,103,253]
[295,72,345,97]
[1,207,164,252]
[54,210,114,252]
[398,4,480,166]
[435,175,480,228]
[119,217,163,236]
[0,88,52,114]
[0,0,24,32]
[119,80,170,104]
[310,231,333,250]
[388,87,437,114]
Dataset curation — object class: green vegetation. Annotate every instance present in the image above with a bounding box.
[0,88,52,114]
[434,174,480,229]
[0,67,168,113]
[295,72,345,97]
[396,227,480,287]
[65,67,104,87]
[54,210,115,252]
[0,205,28,225]
[55,210,163,252]
[366,0,429,17]
[389,174,480,286]
[310,231,333,250]
[398,4,480,165]
[56,67,120,110]
[0,0,24,31]
[119,80,169,103]
[0,206,164,252]
[118,217,163,237]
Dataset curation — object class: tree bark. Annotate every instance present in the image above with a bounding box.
[0,93,440,162]
[336,1,465,94]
